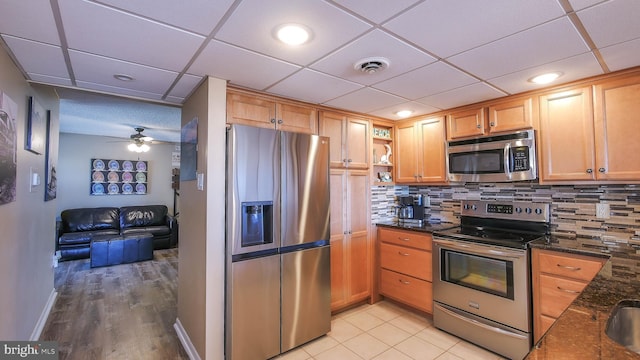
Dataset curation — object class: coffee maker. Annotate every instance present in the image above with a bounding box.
[397,195,425,225]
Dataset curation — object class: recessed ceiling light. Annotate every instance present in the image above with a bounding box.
[114,74,134,81]
[395,110,413,118]
[529,72,563,84]
[275,24,311,46]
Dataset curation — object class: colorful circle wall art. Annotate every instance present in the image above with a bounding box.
[90,158,148,196]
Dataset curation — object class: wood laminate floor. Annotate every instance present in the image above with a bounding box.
[40,248,189,360]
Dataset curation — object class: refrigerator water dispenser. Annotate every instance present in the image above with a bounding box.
[241,201,273,247]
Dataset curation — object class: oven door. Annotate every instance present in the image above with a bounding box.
[432,237,531,332]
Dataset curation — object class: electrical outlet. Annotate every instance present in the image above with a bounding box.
[596,203,610,219]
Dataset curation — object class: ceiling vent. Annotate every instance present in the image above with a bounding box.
[354,57,390,74]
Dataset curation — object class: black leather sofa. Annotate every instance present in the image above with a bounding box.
[57,205,177,261]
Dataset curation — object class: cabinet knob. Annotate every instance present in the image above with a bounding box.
[476,124,481,129]
[398,251,410,256]
[490,122,495,126]
[598,167,606,173]
[347,159,353,163]
[586,169,593,174]
[277,119,283,124]
[270,118,276,124]
[399,279,410,285]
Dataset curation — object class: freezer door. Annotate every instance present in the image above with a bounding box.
[281,132,330,247]
[281,245,331,352]
[227,125,280,255]
[227,255,280,360]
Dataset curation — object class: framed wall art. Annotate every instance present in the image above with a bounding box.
[90,158,148,196]
[0,91,17,206]
[26,96,46,154]
[180,117,197,181]
[44,111,57,201]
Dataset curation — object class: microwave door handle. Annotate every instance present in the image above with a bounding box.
[504,143,512,180]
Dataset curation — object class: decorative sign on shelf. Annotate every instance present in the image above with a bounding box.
[373,127,391,139]
[90,158,148,196]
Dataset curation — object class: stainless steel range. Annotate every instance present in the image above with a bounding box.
[432,200,549,360]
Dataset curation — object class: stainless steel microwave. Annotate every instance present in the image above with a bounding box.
[446,129,537,182]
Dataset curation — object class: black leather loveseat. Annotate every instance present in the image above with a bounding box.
[57,205,177,261]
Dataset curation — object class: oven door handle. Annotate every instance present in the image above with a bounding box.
[433,238,525,260]
[435,303,529,341]
[504,143,512,180]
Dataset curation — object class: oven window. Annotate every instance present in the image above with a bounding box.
[448,149,504,174]
[441,249,514,299]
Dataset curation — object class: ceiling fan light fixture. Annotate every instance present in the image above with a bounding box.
[274,24,311,46]
[128,142,150,152]
[114,73,134,81]
[354,57,390,74]
[529,71,563,84]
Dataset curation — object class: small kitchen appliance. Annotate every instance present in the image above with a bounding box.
[397,195,426,225]
[432,199,550,360]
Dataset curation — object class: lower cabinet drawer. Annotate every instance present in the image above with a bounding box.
[380,268,432,313]
[380,242,431,281]
[539,274,587,318]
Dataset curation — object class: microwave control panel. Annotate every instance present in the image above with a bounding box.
[510,146,530,171]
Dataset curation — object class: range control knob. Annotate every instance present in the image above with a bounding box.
[515,207,522,213]
[471,205,477,211]
[535,208,543,215]
[525,208,532,214]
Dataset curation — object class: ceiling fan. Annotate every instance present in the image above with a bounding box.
[128,127,153,153]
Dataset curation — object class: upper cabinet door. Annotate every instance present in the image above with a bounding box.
[488,97,533,134]
[446,107,485,140]
[417,116,447,183]
[593,75,640,181]
[345,117,369,169]
[227,91,277,130]
[538,87,596,182]
[319,111,347,168]
[276,102,318,134]
[394,122,418,183]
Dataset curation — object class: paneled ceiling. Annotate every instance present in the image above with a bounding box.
[1,0,640,141]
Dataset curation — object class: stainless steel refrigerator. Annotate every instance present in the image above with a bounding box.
[225,124,331,360]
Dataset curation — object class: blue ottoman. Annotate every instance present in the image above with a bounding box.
[90,233,154,268]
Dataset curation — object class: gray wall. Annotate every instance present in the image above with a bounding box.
[56,132,177,216]
[0,46,59,340]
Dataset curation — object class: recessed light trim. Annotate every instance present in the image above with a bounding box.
[275,24,311,46]
[114,74,134,81]
[395,110,413,118]
[529,72,563,84]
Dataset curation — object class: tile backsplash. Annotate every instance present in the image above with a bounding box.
[371,182,640,283]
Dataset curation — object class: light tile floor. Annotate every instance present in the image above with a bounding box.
[275,301,507,360]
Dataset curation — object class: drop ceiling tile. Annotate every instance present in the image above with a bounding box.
[28,74,73,87]
[567,0,605,11]
[323,87,406,114]
[369,101,441,120]
[76,80,164,100]
[448,18,589,79]
[488,52,603,94]
[69,50,179,94]
[599,37,640,71]
[373,62,477,100]
[384,0,565,58]
[311,30,436,86]
[95,0,236,36]
[167,73,203,99]
[58,0,205,72]
[1,35,69,78]
[215,0,371,66]
[0,0,60,45]
[576,0,640,48]
[417,83,506,110]
[267,69,363,104]
[188,40,301,91]
[329,0,423,23]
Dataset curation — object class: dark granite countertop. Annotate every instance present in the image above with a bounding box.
[375,220,458,234]
[526,237,640,359]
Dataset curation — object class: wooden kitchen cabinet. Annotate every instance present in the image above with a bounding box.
[227,89,318,134]
[539,74,640,182]
[531,249,606,343]
[446,97,533,140]
[372,121,394,184]
[329,169,370,312]
[394,116,447,184]
[378,227,433,313]
[319,111,369,169]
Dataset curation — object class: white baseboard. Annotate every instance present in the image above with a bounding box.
[174,318,201,360]
[30,289,58,341]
